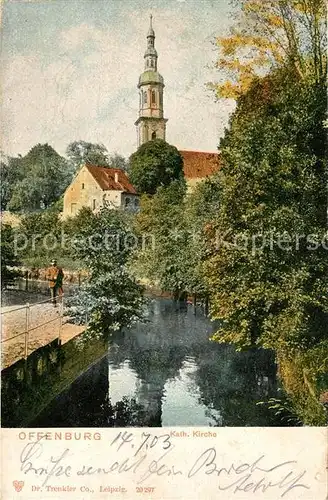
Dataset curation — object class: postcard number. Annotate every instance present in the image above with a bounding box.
[136,487,155,493]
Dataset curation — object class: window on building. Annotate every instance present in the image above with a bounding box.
[134,198,140,208]
[92,199,96,210]
[150,59,154,68]
[151,90,156,104]
[152,131,157,140]
[71,203,77,214]
[82,183,85,189]
[143,91,147,104]
[159,93,163,107]
[125,197,131,207]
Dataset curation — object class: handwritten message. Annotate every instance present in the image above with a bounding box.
[1,427,326,499]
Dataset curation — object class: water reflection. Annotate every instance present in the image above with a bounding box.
[29,299,281,427]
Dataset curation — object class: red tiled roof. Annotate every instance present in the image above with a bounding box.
[86,165,137,194]
[180,150,221,179]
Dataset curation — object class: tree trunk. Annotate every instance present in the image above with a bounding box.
[193,293,197,315]
[204,295,209,316]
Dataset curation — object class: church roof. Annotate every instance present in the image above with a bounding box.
[180,150,221,179]
[86,165,137,194]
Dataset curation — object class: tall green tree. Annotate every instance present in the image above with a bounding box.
[66,141,109,171]
[133,180,188,298]
[129,139,185,195]
[7,144,69,212]
[108,153,129,172]
[204,69,327,351]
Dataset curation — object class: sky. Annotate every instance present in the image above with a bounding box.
[1,0,236,159]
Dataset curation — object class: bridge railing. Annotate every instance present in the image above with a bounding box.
[1,295,65,361]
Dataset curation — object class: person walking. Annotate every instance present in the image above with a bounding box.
[46,260,64,307]
[56,263,64,299]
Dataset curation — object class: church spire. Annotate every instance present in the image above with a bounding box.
[135,15,168,147]
[148,14,154,36]
[144,13,157,71]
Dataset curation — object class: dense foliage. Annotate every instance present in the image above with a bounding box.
[4,144,70,212]
[1,224,21,288]
[65,208,145,339]
[133,177,221,300]
[129,139,185,194]
[203,70,327,351]
[212,0,327,98]
[66,141,129,172]
[1,154,22,210]
[15,208,66,269]
[66,141,110,171]
[133,181,189,298]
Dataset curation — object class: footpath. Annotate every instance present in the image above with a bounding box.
[1,290,84,369]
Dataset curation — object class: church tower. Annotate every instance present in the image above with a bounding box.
[135,15,167,147]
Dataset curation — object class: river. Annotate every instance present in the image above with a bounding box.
[13,297,283,428]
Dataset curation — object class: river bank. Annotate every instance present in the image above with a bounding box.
[2,298,283,428]
[277,347,328,425]
[2,278,327,425]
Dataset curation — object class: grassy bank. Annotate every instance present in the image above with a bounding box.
[277,341,328,425]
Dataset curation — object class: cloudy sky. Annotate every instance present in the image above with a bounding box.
[1,0,235,159]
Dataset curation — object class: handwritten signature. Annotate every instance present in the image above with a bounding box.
[19,433,310,496]
[188,448,309,497]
